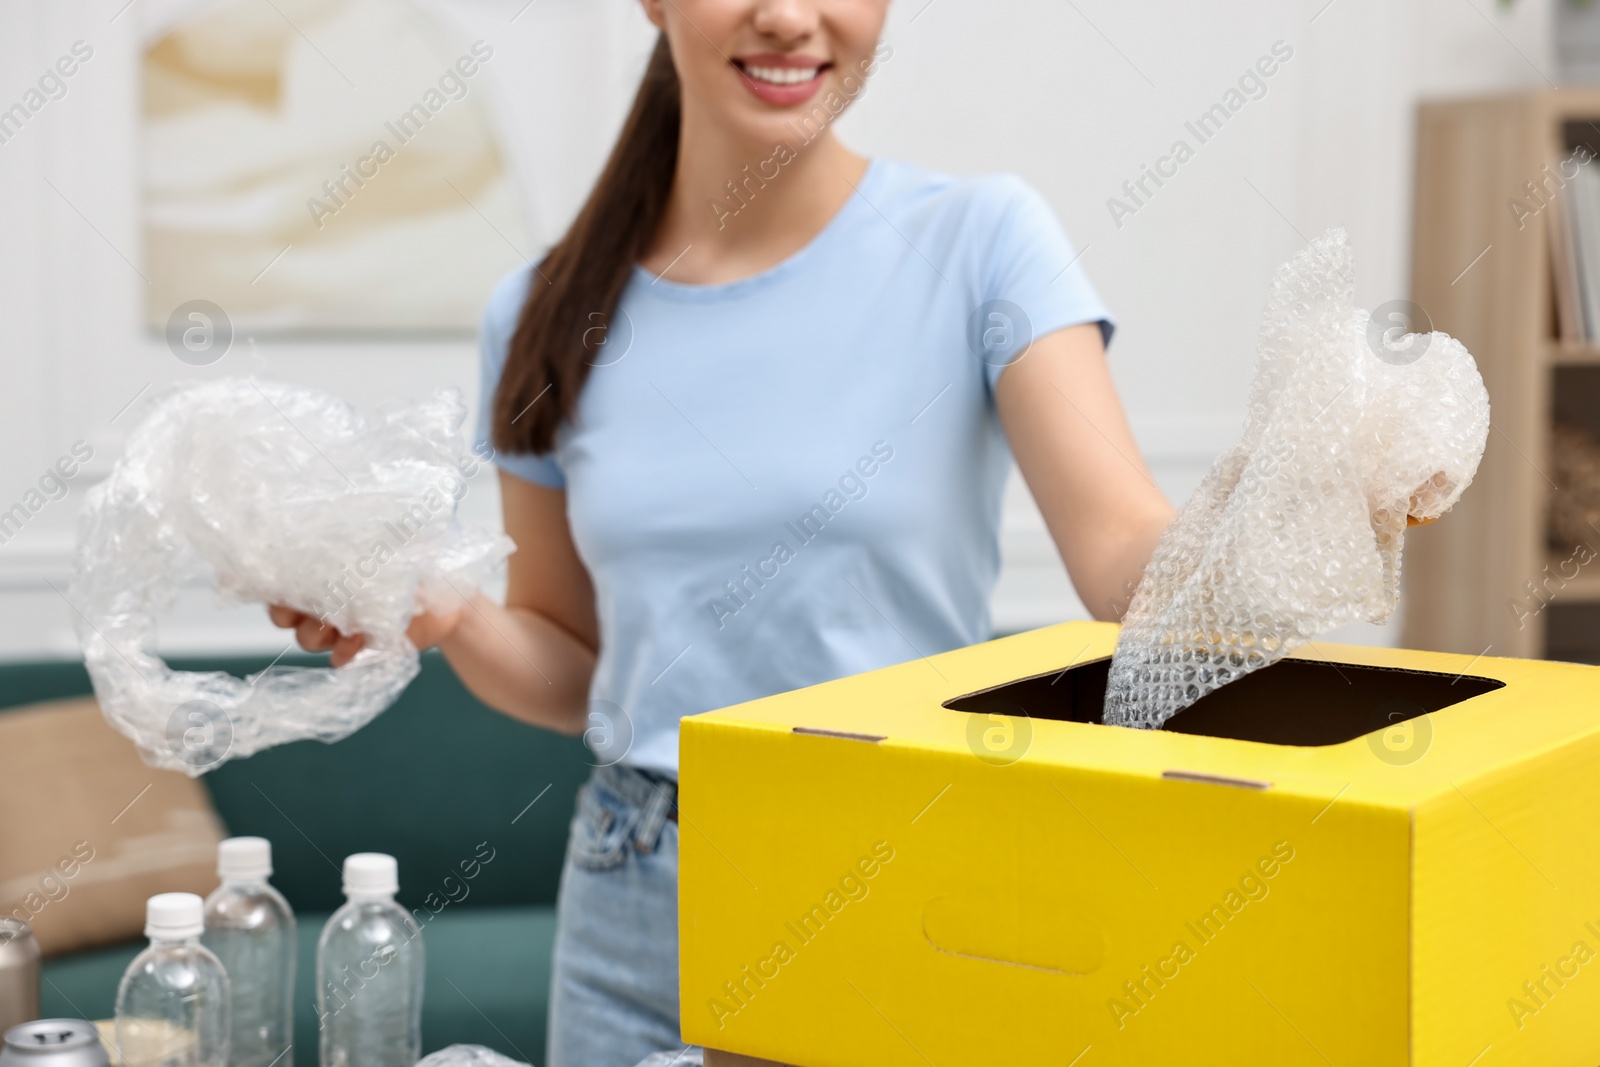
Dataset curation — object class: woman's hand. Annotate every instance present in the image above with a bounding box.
[267,604,467,667]
[268,474,597,733]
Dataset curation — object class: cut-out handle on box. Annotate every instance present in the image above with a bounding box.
[1162,770,1272,790]
[922,893,1105,975]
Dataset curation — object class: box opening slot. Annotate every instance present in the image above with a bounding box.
[942,656,1504,747]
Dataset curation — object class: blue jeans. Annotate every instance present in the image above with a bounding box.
[548,763,698,1067]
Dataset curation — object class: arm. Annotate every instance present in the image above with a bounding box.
[995,322,1174,622]
[271,470,597,735]
[434,471,597,734]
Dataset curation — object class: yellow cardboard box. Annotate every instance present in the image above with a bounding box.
[678,621,1600,1066]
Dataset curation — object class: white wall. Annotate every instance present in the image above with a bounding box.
[0,0,1556,662]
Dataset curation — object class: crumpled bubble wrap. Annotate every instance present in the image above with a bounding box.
[70,379,513,774]
[416,1047,532,1067]
[1103,230,1490,729]
[634,1050,703,1067]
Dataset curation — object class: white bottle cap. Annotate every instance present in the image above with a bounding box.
[342,853,398,899]
[146,892,205,941]
[217,836,273,882]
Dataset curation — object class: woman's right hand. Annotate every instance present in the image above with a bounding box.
[267,604,467,667]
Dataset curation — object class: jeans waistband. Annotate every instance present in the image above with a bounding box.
[591,762,678,826]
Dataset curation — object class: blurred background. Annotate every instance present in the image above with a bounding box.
[0,0,1583,659]
[3,0,1599,1057]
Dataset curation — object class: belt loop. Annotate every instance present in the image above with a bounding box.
[633,771,674,854]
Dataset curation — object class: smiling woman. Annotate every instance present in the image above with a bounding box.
[271,1,1172,1065]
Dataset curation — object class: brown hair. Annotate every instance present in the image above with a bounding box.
[492,34,681,456]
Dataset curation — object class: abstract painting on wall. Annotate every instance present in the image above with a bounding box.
[143,0,528,333]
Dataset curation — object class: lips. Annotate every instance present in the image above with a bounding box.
[733,53,832,106]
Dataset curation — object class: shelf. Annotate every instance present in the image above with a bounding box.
[1545,549,1600,602]
[1406,92,1600,659]
[1545,341,1600,366]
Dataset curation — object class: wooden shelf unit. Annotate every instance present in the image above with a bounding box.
[1405,91,1600,661]
[1550,550,1600,601]
[1545,341,1600,365]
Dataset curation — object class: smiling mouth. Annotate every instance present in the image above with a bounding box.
[734,59,832,86]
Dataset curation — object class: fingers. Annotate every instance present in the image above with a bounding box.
[406,606,467,651]
[330,631,366,668]
[1405,471,1451,525]
[267,604,302,629]
[295,616,366,666]
[271,603,369,665]
[295,616,339,653]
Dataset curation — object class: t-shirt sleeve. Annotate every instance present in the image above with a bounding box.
[979,175,1114,393]
[475,264,567,489]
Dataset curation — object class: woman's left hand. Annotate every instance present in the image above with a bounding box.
[267,603,467,667]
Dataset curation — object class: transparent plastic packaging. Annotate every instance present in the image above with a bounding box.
[317,854,423,1067]
[416,1047,532,1067]
[202,839,295,1067]
[71,379,513,775]
[116,894,230,1067]
[632,1051,703,1067]
[1103,230,1491,729]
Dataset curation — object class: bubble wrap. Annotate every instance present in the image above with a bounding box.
[70,379,513,774]
[1102,230,1490,729]
[633,1050,703,1067]
[416,1047,531,1067]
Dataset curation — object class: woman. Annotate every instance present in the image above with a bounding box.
[274,0,1173,1063]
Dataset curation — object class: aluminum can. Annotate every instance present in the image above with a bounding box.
[0,923,39,1034]
[0,1021,108,1067]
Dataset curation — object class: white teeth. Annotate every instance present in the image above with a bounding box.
[744,64,821,86]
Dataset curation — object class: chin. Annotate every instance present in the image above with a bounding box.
[728,76,855,146]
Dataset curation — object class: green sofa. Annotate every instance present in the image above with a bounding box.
[3,651,593,1063]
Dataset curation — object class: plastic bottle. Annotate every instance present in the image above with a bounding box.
[316,854,423,1067]
[202,837,296,1067]
[115,893,231,1067]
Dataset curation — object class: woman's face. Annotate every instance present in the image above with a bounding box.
[643,0,890,148]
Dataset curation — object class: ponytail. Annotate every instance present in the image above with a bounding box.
[493,34,680,456]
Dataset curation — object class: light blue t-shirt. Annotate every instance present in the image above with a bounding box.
[476,158,1111,773]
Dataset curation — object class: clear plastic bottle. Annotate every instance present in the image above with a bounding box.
[116,893,231,1067]
[316,854,423,1067]
[202,837,296,1067]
